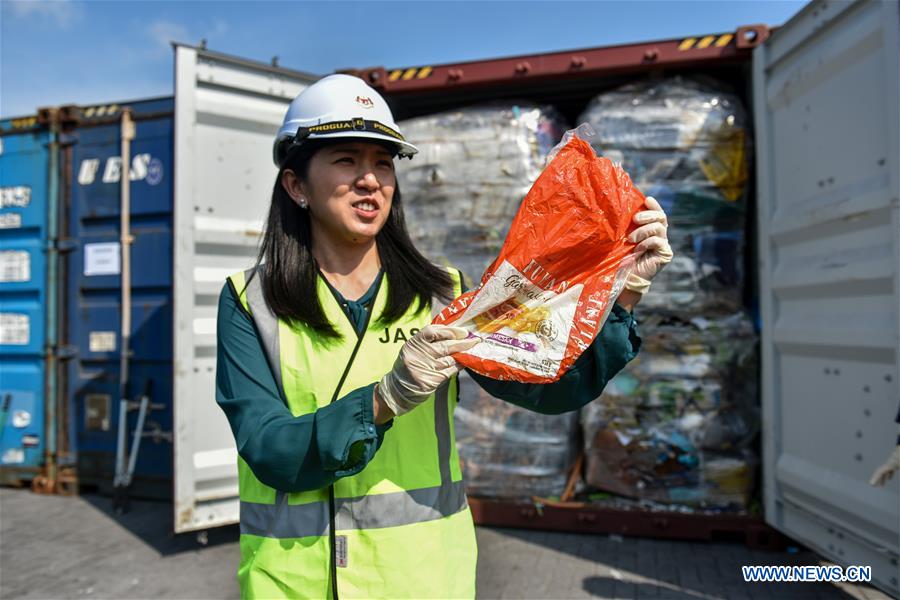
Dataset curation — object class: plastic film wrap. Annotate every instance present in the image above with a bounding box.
[455,374,579,499]
[397,104,567,286]
[581,312,759,509]
[578,77,752,316]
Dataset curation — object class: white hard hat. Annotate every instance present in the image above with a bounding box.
[273,74,418,167]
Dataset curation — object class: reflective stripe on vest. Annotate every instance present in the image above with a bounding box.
[241,479,467,539]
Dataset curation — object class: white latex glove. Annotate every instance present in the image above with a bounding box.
[870,445,900,486]
[625,196,674,294]
[377,325,481,417]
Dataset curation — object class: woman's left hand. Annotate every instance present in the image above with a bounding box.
[625,195,673,294]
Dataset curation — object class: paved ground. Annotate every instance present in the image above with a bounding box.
[0,488,890,599]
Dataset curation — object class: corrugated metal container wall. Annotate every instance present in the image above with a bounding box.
[61,98,174,496]
[0,116,55,484]
[172,45,317,532]
[754,0,899,594]
[348,4,898,594]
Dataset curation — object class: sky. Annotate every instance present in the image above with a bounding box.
[0,0,808,118]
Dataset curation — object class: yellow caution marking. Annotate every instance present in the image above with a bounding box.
[697,35,716,49]
[678,38,697,51]
[81,104,122,119]
[387,66,433,82]
[715,34,733,47]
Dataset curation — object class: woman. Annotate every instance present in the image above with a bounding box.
[215,74,672,599]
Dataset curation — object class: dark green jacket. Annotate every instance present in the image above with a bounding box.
[215,274,641,492]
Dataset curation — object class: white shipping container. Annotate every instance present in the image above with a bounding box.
[172,45,317,532]
[755,0,900,594]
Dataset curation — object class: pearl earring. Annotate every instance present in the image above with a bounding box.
[299,197,308,209]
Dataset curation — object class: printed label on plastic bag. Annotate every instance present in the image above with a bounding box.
[0,313,29,345]
[0,250,30,282]
[453,260,583,378]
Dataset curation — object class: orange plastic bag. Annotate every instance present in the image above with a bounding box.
[433,127,646,383]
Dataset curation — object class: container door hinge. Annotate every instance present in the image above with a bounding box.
[57,238,78,253]
[57,345,79,359]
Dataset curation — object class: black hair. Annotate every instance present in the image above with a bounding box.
[251,138,454,339]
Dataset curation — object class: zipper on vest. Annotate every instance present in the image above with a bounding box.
[328,486,339,600]
[325,273,383,600]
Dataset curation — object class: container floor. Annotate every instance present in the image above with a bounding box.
[0,488,888,599]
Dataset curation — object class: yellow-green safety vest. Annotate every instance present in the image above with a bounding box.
[227,267,477,599]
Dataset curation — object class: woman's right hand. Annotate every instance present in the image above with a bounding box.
[376,325,481,421]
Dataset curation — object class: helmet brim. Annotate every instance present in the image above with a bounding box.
[274,131,419,167]
[306,130,419,158]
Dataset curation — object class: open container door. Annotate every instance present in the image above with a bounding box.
[172,44,316,532]
[754,0,899,593]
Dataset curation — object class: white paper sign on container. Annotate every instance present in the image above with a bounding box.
[89,331,117,352]
[84,242,121,276]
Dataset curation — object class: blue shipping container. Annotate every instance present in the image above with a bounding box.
[0,115,55,482]
[63,98,174,496]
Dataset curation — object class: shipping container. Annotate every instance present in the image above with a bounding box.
[348,6,775,514]
[343,0,897,594]
[51,47,317,509]
[59,97,176,497]
[0,113,59,488]
[754,0,899,593]
[172,46,317,530]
